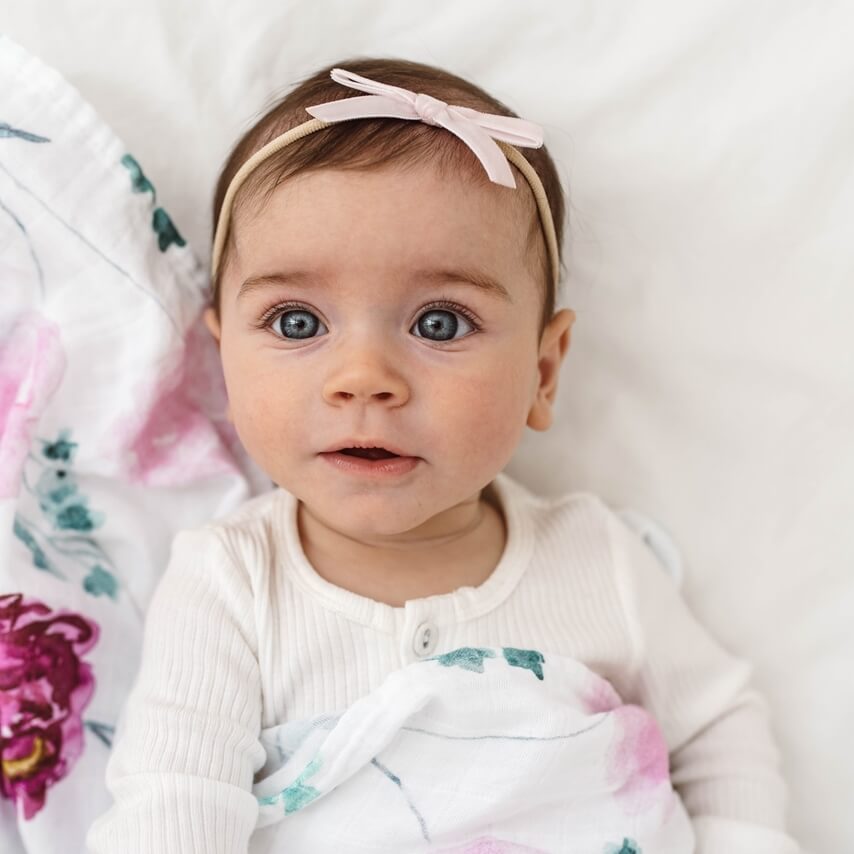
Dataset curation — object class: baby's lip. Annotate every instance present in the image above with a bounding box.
[320,439,417,458]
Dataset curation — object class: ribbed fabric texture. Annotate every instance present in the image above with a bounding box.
[85,471,799,853]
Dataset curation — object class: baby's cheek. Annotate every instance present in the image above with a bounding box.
[450,378,525,472]
[457,358,531,439]
[221,370,281,462]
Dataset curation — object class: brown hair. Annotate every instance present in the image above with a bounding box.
[210,56,566,339]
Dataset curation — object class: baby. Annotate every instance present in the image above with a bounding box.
[86,58,799,853]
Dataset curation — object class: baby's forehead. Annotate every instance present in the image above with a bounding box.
[243,160,532,217]
[232,163,539,268]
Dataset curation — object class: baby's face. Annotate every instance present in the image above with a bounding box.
[205,163,572,540]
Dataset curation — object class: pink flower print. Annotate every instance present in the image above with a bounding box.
[0,593,99,820]
[0,313,66,499]
[117,312,240,487]
[605,704,670,813]
[580,671,622,714]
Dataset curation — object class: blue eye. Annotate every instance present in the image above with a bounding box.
[259,300,482,343]
[271,307,325,340]
[412,305,478,342]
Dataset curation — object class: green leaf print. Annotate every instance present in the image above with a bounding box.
[428,647,497,673]
[502,647,546,680]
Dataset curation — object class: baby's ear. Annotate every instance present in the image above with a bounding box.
[203,306,221,346]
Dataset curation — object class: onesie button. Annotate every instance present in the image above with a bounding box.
[412,621,438,657]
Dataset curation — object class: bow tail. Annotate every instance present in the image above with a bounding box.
[439,116,518,188]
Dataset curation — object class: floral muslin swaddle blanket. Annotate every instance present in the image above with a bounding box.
[0,33,262,853]
[249,647,695,854]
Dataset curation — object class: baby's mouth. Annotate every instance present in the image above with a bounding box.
[337,447,399,460]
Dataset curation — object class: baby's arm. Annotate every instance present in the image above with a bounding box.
[609,512,800,854]
[85,527,266,853]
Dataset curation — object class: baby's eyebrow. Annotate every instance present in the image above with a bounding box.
[237,268,513,303]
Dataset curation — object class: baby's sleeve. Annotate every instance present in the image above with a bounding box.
[85,526,266,854]
[609,512,801,854]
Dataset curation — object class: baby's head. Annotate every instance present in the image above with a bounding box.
[204,57,575,539]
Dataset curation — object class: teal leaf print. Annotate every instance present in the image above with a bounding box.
[604,839,641,854]
[121,154,186,252]
[121,153,155,196]
[12,516,62,577]
[279,779,320,813]
[502,647,545,680]
[84,720,116,748]
[40,430,77,462]
[0,122,50,143]
[371,757,430,841]
[16,430,125,606]
[83,565,118,600]
[56,502,101,531]
[428,647,496,673]
[42,475,75,505]
[35,467,104,531]
[258,756,322,814]
[152,207,186,251]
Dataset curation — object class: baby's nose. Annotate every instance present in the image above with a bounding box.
[321,359,409,407]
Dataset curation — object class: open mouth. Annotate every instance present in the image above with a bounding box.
[321,446,420,476]
[338,447,399,460]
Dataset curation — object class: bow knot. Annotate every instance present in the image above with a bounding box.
[304,67,545,189]
[413,92,450,127]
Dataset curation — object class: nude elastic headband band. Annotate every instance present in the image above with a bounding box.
[210,67,561,287]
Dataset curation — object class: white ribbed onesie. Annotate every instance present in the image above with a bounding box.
[86,471,799,853]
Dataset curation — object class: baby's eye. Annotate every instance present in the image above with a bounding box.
[411,304,478,342]
[269,307,327,341]
[263,301,480,342]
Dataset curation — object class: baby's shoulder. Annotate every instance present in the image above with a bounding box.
[536,488,673,573]
[175,486,288,561]
[500,476,625,579]
[515,477,681,588]
[208,486,286,529]
[541,487,616,520]
[519,479,622,542]
[533,487,683,595]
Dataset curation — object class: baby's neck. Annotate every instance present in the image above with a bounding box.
[297,487,506,607]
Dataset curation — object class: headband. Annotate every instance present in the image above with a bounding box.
[210,68,561,287]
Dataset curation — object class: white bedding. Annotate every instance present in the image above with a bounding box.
[2,2,852,851]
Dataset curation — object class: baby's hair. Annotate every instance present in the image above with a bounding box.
[210,56,566,340]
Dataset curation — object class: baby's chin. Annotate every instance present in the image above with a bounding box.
[297,480,491,545]
[300,490,441,542]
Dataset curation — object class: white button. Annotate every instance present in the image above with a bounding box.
[412,621,438,657]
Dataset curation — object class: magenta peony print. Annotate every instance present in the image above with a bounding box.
[0,593,99,819]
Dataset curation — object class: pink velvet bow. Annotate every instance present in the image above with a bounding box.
[305,68,544,189]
